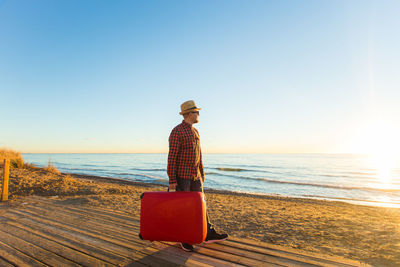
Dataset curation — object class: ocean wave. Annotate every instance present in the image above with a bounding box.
[61,167,107,172]
[130,168,166,172]
[107,172,166,181]
[133,174,167,181]
[349,171,378,176]
[301,194,400,205]
[210,167,272,173]
[80,164,102,167]
[207,172,400,193]
[318,173,376,180]
[319,173,352,178]
[233,164,284,169]
[206,172,256,180]
[215,167,245,172]
[115,172,134,176]
[320,171,379,177]
[260,179,400,193]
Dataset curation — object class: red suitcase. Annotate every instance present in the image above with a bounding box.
[139,191,207,244]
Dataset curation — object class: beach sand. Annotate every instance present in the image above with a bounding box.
[3,167,400,266]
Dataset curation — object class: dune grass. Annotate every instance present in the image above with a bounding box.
[0,148,24,168]
[46,159,61,174]
[0,148,61,174]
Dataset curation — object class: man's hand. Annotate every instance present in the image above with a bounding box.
[169,183,177,191]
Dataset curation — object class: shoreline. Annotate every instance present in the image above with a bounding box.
[21,153,400,209]
[4,167,400,266]
[67,171,400,209]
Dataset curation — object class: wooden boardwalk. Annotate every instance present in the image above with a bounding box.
[0,196,367,267]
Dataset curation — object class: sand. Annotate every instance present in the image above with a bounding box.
[2,167,400,266]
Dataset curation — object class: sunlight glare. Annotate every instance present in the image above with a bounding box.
[354,119,400,188]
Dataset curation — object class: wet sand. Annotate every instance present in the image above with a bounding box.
[3,167,400,266]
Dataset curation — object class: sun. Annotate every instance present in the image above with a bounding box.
[350,118,400,188]
[368,153,394,189]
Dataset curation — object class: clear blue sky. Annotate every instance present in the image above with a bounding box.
[1,0,399,153]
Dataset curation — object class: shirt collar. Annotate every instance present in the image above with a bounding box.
[181,120,192,128]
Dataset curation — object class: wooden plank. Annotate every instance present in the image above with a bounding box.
[226,237,365,267]
[187,243,277,267]
[1,214,133,265]
[30,197,140,228]
[7,208,146,253]
[126,249,181,267]
[17,203,137,239]
[27,198,141,227]
[21,202,141,241]
[2,211,144,260]
[154,242,247,267]
[0,255,17,267]
[138,245,210,267]
[218,240,326,266]
[63,201,141,222]
[29,196,141,226]
[0,222,110,267]
[127,240,240,267]
[122,242,195,267]
[31,195,140,220]
[0,256,14,267]
[123,257,148,267]
[224,239,335,266]
[197,242,311,267]
[25,201,141,235]
[0,228,79,266]
[0,240,46,267]
[161,241,248,266]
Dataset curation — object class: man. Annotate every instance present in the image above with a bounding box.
[167,100,228,252]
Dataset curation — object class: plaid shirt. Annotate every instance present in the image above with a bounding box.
[167,120,205,186]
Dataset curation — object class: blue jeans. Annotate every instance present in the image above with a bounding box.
[176,178,214,234]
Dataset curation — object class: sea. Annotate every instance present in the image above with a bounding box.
[22,153,400,208]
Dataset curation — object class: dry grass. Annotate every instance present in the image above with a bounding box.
[0,148,24,168]
[0,148,61,173]
[45,159,61,174]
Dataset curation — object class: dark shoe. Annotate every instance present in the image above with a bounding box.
[205,229,228,243]
[180,243,194,252]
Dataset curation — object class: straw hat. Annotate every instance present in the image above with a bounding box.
[179,100,201,115]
